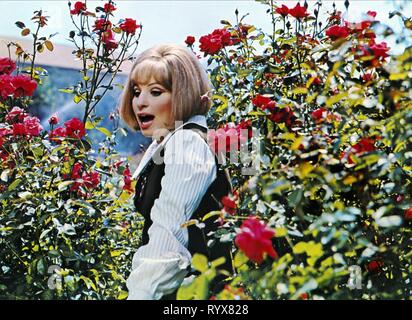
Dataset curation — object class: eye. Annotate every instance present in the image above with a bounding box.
[151,90,162,96]
[133,88,141,97]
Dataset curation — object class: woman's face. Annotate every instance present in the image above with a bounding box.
[132,75,175,139]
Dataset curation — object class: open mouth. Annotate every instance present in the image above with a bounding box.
[138,114,155,123]
[138,114,155,129]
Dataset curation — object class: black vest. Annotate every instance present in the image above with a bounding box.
[133,122,233,298]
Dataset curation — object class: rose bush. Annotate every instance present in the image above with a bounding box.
[0,1,143,299]
[178,0,412,300]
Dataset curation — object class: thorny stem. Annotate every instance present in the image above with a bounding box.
[30,15,42,80]
[295,19,304,85]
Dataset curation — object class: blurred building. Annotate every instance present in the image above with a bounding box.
[0,36,151,171]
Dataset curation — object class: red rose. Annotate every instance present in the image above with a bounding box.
[405,208,412,221]
[0,127,12,137]
[289,3,309,19]
[12,123,26,136]
[71,162,83,180]
[369,40,389,59]
[10,75,37,97]
[268,106,295,128]
[342,137,376,164]
[0,57,16,75]
[221,192,238,215]
[275,5,289,17]
[0,75,15,99]
[235,216,278,264]
[70,1,87,15]
[199,34,221,55]
[93,18,112,32]
[311,107,328,121]
[101,30,118,51]
[185,36,195,46]
[212,28,233,46]
[82,170,100,189]
[252,95,274,110]
[70,162,84,192]
[119,18,140,35]
[49,126,67,143]
[351,138,376,154]
[362,73,373,83]
[326,25,350,40]
[357,40,389,68]
[64,117,86,139]
[367,260,384,273]
[22,116,42,136]
[5,106,27,123]
[199,28,234,56]
[123,166,133,193]
[104,2,116,13]
[312,77,322,85]
[48,114,59,125]
[367,11,377,18]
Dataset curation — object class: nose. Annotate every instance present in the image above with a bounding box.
[135,91,149,110]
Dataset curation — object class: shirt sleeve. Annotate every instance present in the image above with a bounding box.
[126,129,217,300]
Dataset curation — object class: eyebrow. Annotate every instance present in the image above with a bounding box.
[131,82,162,88]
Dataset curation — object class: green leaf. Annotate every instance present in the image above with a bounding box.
[176,274,209,300]
[110,250,123,257]
[192,253,208,273]
[263,179,292,196]
[288,189,303,207]
[73,95,82,104]
[291,87,308,95]
[97,127,112,137]
[117,291,128,300]
[202,211,221,222]
[18,191,33,199]
[58,181,74,191]
[213,95,228,113]
[234,251,249,269]
[15,21,26,29]
[1,169,10,182]
[375,216,402,228]
[326,92,347,107]
[389,72,409,81]
[37,258,46,275]
[211,257,226,269]
[59,88,74,94]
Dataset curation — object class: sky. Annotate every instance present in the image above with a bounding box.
[0,0,410,56]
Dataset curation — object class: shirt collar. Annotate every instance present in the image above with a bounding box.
[132,114,208,179]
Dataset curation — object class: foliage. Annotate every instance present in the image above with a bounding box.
[0,1,142,299]
[180,0,412,300]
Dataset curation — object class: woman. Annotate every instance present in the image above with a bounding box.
[118,43,233,300]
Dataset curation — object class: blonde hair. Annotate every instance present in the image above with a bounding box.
[119,43,212,132]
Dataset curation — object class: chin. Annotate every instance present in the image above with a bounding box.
[140,128,153,137]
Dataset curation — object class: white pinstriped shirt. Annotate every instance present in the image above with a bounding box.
[126,115,217,300]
